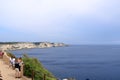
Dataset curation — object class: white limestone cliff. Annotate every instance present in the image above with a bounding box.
[0,42,66,51]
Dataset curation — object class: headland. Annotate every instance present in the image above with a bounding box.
[0,42,67,51]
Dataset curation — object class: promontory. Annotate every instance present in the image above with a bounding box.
[0,42,67,51]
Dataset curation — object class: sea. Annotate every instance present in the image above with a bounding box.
[10,45,120,80]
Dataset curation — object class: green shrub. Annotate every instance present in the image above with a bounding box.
[6,52,16,58]
[23,54,56,80]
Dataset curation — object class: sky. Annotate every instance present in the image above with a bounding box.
[0,0,120,44]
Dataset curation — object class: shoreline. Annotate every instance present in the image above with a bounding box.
[0,42,67,80]
[0,42,67,51]
[1,50,57,80]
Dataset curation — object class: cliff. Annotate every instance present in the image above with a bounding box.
[0,42,66,51]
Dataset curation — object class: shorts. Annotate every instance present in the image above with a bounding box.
[15,68,19,72]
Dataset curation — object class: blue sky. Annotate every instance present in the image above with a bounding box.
[0,0,120,44]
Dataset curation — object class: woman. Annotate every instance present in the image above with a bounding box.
[15,57,23,78]
[15,58,20,78]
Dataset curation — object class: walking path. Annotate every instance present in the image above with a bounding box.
[0,58,30,80]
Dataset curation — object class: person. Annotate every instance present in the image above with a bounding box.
[15,57,23,78]
[0,71,2,80]
[9,57,15,69]
[18,57,23,70]
[15,58,20,78]
[0,51,4,59]
[0,71,2,77]
[9,57,12,68]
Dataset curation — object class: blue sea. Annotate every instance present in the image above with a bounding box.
[10,45,120,80]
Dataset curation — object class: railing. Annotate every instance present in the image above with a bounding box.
[30,70,57,80]
[30,70,77,80]
[2,52,76,80]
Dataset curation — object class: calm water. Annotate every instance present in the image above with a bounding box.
[10,45,120,80]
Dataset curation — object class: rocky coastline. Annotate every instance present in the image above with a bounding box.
[0,42,67,51]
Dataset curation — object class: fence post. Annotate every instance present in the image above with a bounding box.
[32,70,35,80]
[43,74,46,80]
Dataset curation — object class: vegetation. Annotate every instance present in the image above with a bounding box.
[0,42,20,44]
[33,42,42,45]
[6,52,16,58]
[22,54,56,80]
[0,42,40,44]
[6,52,56,80]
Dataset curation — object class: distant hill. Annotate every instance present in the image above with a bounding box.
[0,42,67,51]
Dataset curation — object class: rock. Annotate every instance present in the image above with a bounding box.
[0,42,67,51]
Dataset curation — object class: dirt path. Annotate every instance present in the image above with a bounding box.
[0,59,25,80]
